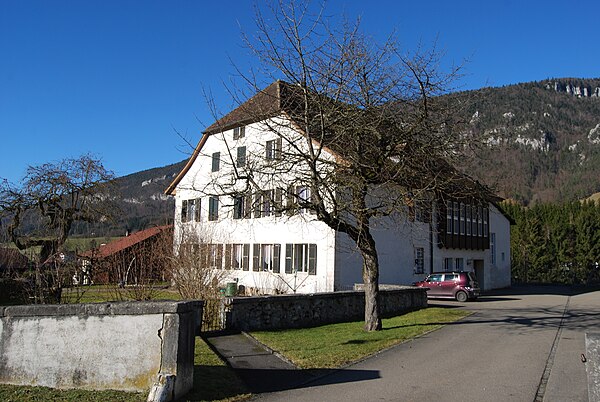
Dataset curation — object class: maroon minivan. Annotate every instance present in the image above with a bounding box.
[414,271,480,302]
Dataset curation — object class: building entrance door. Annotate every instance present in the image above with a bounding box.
[474,260,485,291]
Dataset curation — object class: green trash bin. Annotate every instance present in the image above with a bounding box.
[224,282,237,297]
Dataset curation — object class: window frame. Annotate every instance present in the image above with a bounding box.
[490,232,496,265]
[414,247,425,274]
[233,195,244,219]
[453,202,459,235]
[211,152,220,172]
[446,201,452,234]
[233,126,245,140]
[265,137,283,160]
[227,243,250,270]
[285,243,317,275]
[252,243,281,273]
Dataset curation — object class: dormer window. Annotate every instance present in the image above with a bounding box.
[233,126,245,140]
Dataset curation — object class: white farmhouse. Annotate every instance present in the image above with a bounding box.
[165,81,512,294]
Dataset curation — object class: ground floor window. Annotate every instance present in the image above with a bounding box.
[252,244,281,273]
[444,258,453,272]
[208,244,223,269]
[225,244,250,270]
[191,241,318,276]
[455,258,464,271]
[285,243,317,274]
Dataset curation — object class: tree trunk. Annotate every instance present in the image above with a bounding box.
[359,233,382,331]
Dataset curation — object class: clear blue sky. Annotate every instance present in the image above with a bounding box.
[1,0,599,183]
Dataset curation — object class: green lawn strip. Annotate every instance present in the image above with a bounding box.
[61,286,182,303]
[0,338,249,402]
[0,384,145,402]
[250,307,470,369]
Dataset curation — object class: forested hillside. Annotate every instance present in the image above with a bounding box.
[69,160,187,237]
[454,78,600,204]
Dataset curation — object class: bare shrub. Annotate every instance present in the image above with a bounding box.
[168,228,228,300]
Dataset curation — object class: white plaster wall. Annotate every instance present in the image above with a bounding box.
[0,314,162,391]
[488,204,512,289]
[334,215,434,289]
[334,230,363,290]
[173,116,338,294]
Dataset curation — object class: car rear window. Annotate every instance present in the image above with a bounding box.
[444,274,458,281]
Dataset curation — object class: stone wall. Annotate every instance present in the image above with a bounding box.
[0,300,202,401]
[224,287,427,331]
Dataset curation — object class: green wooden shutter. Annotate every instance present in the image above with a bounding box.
[224,244,232,270]
[242,244,250,271]
[252,244,260,271]
[285,244,293,273]
[274,188,282,217]
[273,244,281,273]
[308,244,317,275]
[275,137,282,159]
[244,193,252,219]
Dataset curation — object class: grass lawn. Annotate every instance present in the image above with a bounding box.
[0,338,249,402]
[61,285,182,304]
[250,307,470,369]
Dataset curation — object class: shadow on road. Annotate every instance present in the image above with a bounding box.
[234,367,380,394]
[485,284,600,297]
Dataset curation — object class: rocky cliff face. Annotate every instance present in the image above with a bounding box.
[454,78,600,204]
[545,79,600,98]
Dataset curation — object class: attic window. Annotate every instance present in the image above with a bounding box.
[233,126,245,140]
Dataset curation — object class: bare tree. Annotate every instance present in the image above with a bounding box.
[0,154,115,303]
[193,2,492,331]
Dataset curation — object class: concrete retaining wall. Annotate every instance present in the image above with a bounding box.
[225,287,427,331]
[587,333,600,402]
[0,300,202,401]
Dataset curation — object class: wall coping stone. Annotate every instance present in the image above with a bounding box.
[1,300,203,318]
[227,287,424,304]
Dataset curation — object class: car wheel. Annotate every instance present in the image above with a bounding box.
[455,291,468,302]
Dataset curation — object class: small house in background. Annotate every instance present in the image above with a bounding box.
[0,248,31,278]
[79,225,173,285]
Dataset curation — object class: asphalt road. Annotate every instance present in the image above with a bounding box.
[252,286,600,402]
